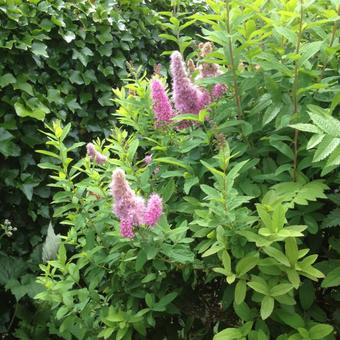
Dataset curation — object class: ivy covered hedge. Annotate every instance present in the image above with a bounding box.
[0,0,203,336]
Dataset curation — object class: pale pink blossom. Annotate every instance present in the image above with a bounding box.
[110,169,145,233]
[144,154,153,165]
[150,79,175,126]
[170,51,211,115]
[144,194,163,226]
[86,143,107,164]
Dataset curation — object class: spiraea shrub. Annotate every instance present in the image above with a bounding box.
[0,0,206,337]
[35,0,339,339]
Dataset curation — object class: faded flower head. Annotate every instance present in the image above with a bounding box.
[199,42,214,57]
[187,59,196,74]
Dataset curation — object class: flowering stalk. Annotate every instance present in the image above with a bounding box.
[150,79,175,126]
[292,0,304,181]
[86,143,107,164]
[225,0,243,119]
[110,169,163,238]
[170,51,211,115]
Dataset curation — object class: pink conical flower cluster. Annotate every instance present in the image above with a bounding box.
[150,79,175,127]
[110,169,163,238]
[150,49,227,128]
[170,51,210,115]
[86,143,107,164]
[144,194,163,226]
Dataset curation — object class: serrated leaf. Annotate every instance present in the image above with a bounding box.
[313,136,340,162]
[307,134,325,149]
[289,123,322,133]
[309,111,340,137]
[298,41,323,67]
[322,208,340,229]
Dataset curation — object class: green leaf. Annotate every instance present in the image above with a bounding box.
[309,324,333,339]
[155,157,191,170]
[278,309,305,329]
[135,249,147,271]
[14,100,49,121]
[200,160,225,177]
[145,293,154,308]
[272,204,286,231]
[321,266,340,288]
[247,281,269,295]
[263,247,290,267]
[98,328,114,339]
[213,327,243,340]
[235,280,247,305]
[62,31,76,43]
[260,296,274,320]
[31,42,48,57]
[309,109,340,137]
[0,73,16,88]
[298,41,323,67]
[285,238,299,266]
[158,292,177,306]
[313,136,340,162]
[270,283,293,297]
[322,208,340,229]
[299,280,315,310]
[202,243,224,257]
[236,255,258,277]
[262,104,281,126]
[184,177,199,195]
[289,123,322,134]
[69,71,84,85]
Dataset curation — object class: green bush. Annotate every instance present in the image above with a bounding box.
[35,0,340,339]
[0,0,204,336]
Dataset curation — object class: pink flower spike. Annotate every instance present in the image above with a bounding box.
[170,51,212,127]
[120,219,134,239]
[144,194,163,226]
[110,168,146,235]
[150,79,174,126]
[144,154,153,165]
[86,143,107,164]
[86,143,96,159]
[94,152,107,164]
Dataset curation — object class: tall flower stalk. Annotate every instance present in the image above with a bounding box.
[292,0,304,181]
[225,0,243,120]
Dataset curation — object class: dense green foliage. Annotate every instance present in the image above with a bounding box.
[0,0,340,340]
[0,0,205,336]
